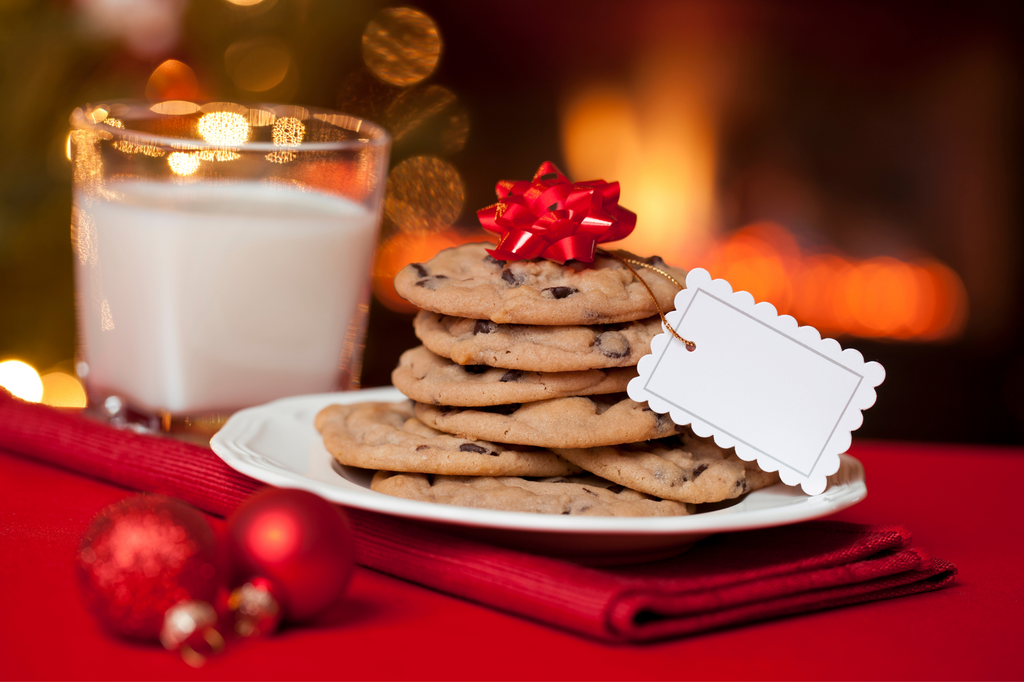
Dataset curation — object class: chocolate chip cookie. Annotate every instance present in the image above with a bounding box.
[392,345,635,406]
[315,401,579,477]
[371,471,693,516]
[414,393,682,448]
[553,430,781,504]
[394,242,685,325]
[413,311,661,372]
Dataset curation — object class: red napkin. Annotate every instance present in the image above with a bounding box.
[0,391,955,642]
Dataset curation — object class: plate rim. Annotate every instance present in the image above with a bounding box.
[210,387,867,536]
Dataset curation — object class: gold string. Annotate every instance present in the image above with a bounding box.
[597,248,696,352]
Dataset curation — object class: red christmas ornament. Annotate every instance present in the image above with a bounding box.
[75,495,220,641]
[477,161,637,264]
[224,488,355,630]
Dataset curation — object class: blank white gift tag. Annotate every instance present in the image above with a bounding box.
[627,268,885,496]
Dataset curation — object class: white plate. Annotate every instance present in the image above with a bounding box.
[211,387,867,563]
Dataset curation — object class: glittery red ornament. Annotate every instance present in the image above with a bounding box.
[76,495,220,641]
[225,488,355,625]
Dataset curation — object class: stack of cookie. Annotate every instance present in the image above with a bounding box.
[315,243,778,516]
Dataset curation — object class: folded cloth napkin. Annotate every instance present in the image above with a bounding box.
[0,391,955,642]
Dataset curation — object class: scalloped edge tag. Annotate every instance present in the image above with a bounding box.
[627,268,885,495]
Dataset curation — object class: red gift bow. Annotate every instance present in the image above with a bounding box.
[477,161,637,263]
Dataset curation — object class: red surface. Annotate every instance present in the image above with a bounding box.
[2,439,1022,680]
[0,394,954,643]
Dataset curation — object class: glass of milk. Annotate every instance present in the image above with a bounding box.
[69,101,390,434]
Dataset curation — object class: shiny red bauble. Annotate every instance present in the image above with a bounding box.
[75,495,220,640]
[225,488,355,623]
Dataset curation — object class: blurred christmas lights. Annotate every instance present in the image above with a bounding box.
[146,60,199,103]
[225,37,291,93]
[40,372,88,408]
[197,111,250,146]
[362,7,442,87]
[0,360,44,402]
[168,152,200,176]
[372,230,481,313]
[384,156,464,234]
[696,223,968,341]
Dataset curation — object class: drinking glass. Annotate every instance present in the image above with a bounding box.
[69,101,390,434]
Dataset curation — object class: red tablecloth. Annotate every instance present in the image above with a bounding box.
[1,439,1021,680]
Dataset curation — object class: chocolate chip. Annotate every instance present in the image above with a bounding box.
[594,331,630,358]
[692,463,708,479]
[582,487,598,496]
[473,320,496,334]
[462,365,489,374]
[484,254,504,266]
[542,286,577,299]
[415,275,447,289]
[458,443,496,456]
[499,370,523,383]
[480,403,520,415]
[411,263,428,277]
[645,255,668,268]
[416,445,429,452]
[606,484,625,494]
[501,267,524,287]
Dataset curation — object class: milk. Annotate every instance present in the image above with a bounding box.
[74,181,379,415]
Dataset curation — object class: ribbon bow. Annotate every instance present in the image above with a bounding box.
[477,161,637,263]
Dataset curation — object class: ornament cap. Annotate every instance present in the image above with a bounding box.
[160,600,225,668]
[228,577,283,637]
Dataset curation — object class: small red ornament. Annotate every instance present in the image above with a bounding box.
[75,495,220,641]
[224,488,355,630]
[477,161,637,264]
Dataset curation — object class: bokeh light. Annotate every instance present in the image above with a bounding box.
[560,49,720,260]
[101,299,115,331]
[362,7,442,86]
[225,37,291,92]
[384,156,464,233]
[266,116,305,163]
[40,372,87,408]
[385,85,469,154]
[168,152,200,176]
[104,117,165,157]
[693,223,968,341]
[0,360,44,403]
[150,100,201,116]
[145,60,199,102]
[272,117,305,146]
[246,107,277,127]
[372,230,480,313]
[197,111,250,146]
